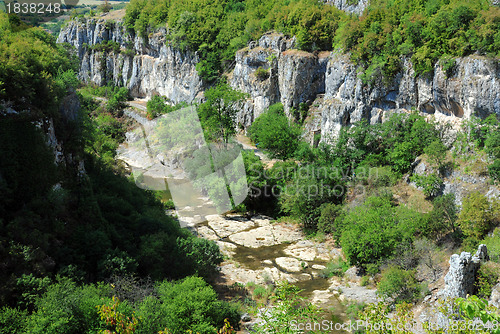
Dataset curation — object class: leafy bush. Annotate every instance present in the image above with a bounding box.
[279,163,345,230]
[339,196,418,268]
[474,262,500,299]
[254,67,269,80]
[0,14,77,114]
[254,281,321,334]
[457,192,500,243]
[0,307,27,334]
[149,276,240,334]
[377,266,423,304]
[424,140,448,169]
[410,173,443,198]
[26,278,112,334]
[106,87,130,114]
[481,229,500,263]
[319,258,349,278]
[146,95,188,119]
[198,81,246,143]
[424,194,458,239]
[485,130,500,159]
[317,202,342,234]
[489,159,500,181]
[355,165,398,188]
[248,103,302,160]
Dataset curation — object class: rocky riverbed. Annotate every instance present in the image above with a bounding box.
[117,106,381,330]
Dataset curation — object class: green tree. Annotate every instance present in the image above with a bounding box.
[389,142,416,174]
[339,196,418,268]
[409,173,443,198]
[424,140,447,169]
[377,266,422,304]
[489,159,500,181]
[425,194,458,238]
[485,131,500,160]
[457,192,499,243]
[248,103,303,160]
[198,81,246,144]
[279,163,345,231]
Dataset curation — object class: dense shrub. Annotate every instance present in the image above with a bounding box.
[248,103,302,160]
[409,173,443,198]
[0,13,77,115]
[254,67,269,80]
[457,192,500,245]
[339,196,419,268]
[377,266,423,304]
[279,163,345,230]
[146,95,188,119]
[424,194,458,239]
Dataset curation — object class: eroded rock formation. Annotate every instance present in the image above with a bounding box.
[439,244,489,299]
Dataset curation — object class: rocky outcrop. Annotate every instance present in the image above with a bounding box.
[320,53,500,141]
[58,18,202,103]
[410,158,500,206]
[231,34,500,141]
[322,0,369,15]
[229,33,329,128]
[490,283,500,307]
[439,244,489,299]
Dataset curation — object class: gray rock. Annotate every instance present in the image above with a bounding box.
[275,257,306,272]
[439,244,489,299]
[322,0,369,15]
[58,19,202,103]
[241,313,251,322]
[59,20,500,143]
[489,283,500,308]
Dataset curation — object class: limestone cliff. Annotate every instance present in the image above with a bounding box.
[58,18,202,103]
[59,19,500,142]
[230,33,500,142]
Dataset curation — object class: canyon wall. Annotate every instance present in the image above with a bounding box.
[230,32,500,142]
[59,18,500,142]
[58,18,202,103]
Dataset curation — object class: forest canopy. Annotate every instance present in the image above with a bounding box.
[123,0,500,81]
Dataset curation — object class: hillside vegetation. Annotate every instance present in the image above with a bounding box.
[0,14,239,333]
[123,0,500,81]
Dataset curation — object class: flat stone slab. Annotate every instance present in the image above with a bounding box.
[312,264,326,270]
[196,225,218,241]
[228,224,302,248]
[207,216,256,238]
[284,243,317,262]
[216,241,237,257]
[275,257,305,272]
[220,263,296,285]
[331,284,381,304]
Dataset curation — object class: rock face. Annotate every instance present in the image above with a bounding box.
[322,0,369,15]
[439,244,489,299]
[59,18,500,141]
[230,35,500,142]
[319,53,500,142]
[490,283,500,307]
[57,18,202,103]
